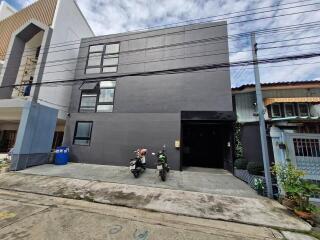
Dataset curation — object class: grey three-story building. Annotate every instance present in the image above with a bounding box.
[64,21,235,171]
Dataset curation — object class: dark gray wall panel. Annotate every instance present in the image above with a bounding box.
[64,113,181,170]
[241,123,263,164]
[66,21,233,169]
[0,37,25,98]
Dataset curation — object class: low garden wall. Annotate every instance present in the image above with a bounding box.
[234,168,267,196]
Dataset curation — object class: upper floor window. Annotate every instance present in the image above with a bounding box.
[271,104,282,118]
[268,102,312,118]
[79,80,116,113]
[298,103,310,117]
[284,103,295,117]
[97,81,116,112]
[85,43,120,74]
[79,93,97,112]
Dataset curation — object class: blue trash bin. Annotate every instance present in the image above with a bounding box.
[54,147,69,165]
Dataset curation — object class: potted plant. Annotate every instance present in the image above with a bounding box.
[234,158,248,170]
[272,161,304,210]
[253,177,264,195]
[294,180,320,220]
[247,162,264,176]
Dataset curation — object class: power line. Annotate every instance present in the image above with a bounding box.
[1,51,319,89]
[3,39,320,80]
[2,21,320,74]
[1,0,317,56]
[1,3,319,61]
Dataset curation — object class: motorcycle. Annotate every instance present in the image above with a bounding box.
[129,148,147,178]
[152,145,170,181]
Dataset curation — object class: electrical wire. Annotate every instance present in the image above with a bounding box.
[1,51,319,89]
[2,21,320,75]
[1,3,319,61]
[1,0,317,55]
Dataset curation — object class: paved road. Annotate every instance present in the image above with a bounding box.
[0,189,283,240]
[0,172,310,231]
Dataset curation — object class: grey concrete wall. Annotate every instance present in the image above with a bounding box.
[240,123,274,166]
[0,37,25,98]
[11,101,58,170]
[70,21,232,113]
[64,113,181,170]
[66,22,232,169]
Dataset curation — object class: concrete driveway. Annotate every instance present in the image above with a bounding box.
[19,163,258,198]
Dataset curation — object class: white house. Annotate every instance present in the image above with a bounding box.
[0,0,94,169]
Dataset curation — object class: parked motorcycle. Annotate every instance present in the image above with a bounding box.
[129,148,147,178]
[152,145,170,181]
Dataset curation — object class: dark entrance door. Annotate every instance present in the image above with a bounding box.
[182,122,230,169]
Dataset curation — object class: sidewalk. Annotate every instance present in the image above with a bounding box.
[0,172,311,231]
[20,163,258,198]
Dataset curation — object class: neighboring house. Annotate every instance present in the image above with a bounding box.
[0,0,94,170]
[63,22,235,171]
[233,80,320,181]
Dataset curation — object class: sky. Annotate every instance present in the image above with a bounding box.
[5,0,320,87]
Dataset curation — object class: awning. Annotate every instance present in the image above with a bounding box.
[264,97,320,106]
[269,116,320,122]
[79,81,98,90]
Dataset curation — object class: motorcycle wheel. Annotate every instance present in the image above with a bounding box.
[133,172,139,178]
[160,170,166,181]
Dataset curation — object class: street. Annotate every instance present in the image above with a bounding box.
[0,189,282,240]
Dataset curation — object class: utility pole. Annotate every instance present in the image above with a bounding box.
[251,32,273,198]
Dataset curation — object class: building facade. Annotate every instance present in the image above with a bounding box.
[64,22,235,171]
[0,0,94,169]
[233,80,320,181]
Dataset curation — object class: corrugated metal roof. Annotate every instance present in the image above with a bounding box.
[0,0,58,61]
[232,79,320,90]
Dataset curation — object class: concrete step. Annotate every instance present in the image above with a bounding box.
[0,172,311,232]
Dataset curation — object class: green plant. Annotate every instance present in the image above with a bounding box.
[295,180,320,213]
[234,122,244,159]
[253,177,264,195]
[272,161,305,198]
[247,162,264,175]
[234,158,248,170]
[272,161,320,214]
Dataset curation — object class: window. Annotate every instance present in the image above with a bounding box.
[284,103,295,117]
[85,43,120,74]
[298,103,310,117]
[73,122,93,145]
[271,104,282,118]
[79,93,97,112]
[97,81,116,112]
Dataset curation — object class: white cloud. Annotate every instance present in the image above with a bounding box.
[74,0,320,86]
[14,0,320,86]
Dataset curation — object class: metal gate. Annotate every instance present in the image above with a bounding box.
[285,133,320,180]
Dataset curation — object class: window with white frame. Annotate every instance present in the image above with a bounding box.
[97,81,116,112]
[271,103,282,118]
[298,103,310,117]
[85,43,120,74]
[79,93,97,112]
[78,80,116,113]
[284,103,295,117]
